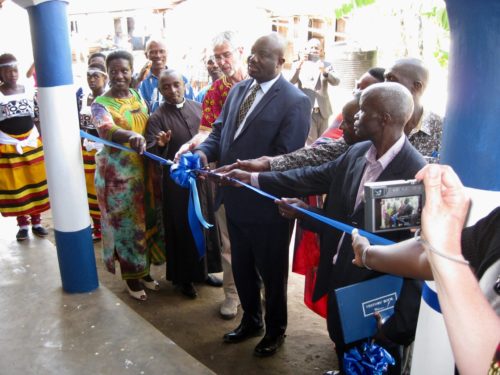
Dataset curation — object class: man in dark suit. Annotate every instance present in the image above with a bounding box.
[224,82,426,373]
[194,33,311,357]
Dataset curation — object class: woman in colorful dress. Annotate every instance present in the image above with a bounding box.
[78,62,107,241]
[91,50,165,301]
[0,53,49,241]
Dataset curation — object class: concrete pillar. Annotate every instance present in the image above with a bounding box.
[440,0,500,190]
[14,0,98,293]
[412,1,500,373]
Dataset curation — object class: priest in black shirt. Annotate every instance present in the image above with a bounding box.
[146,69,221,298]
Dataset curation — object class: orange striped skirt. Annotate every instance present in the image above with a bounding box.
[82,147,101,220]
[0,130,50,217]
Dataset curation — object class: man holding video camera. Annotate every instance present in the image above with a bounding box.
[221,82,426,373]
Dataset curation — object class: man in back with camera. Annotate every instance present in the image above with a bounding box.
[290,38,340,145]
[222,82,426,373]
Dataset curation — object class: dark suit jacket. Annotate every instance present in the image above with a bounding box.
[196,75,311,224]
[259,138,426,345]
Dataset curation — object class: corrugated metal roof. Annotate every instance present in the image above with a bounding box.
[67,0,185,15]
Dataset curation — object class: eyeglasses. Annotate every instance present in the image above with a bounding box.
[214,50,233,62]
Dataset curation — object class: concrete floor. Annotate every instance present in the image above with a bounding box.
[1,212,338,374]
[0,215,214,375]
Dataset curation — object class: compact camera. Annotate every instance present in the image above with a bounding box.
[364,179,425,233]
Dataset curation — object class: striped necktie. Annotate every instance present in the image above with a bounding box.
[237,84,261,125]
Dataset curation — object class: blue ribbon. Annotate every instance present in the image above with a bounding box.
[197,169,394,246]
[344,341,396,375]
[80,131,212,258]
[79,132,428,277]
[422,281,442,313]
[170,153,213,259]
[79,130,172,166]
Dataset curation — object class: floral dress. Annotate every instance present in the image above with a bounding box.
[91,89,164,279]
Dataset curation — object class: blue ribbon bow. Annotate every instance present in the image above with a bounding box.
[170,153,213,258]
[80,131,211,258]
[343,341,396,374]
[80,131,444,319]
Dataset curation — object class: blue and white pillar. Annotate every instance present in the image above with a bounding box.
[412,0,500,373]
[14,0,98,293]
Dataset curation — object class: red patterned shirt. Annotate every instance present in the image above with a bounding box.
[200,76,233,131]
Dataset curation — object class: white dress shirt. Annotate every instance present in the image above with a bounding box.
[234,74,281,139]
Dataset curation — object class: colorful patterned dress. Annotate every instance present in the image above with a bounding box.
[0,86,49,218]
[78,92,102,225]
[91,89,165,279]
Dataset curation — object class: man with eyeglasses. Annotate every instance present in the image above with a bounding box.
[175,30,249,320]
[199,31,248,135]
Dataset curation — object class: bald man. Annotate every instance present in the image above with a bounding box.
[230,58,440,175]
[194,33,311,357]
[225,82,426,373]
[384,58,442,160]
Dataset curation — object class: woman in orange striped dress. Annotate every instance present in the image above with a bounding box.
[0,53,49,241]
[78,62,107,241]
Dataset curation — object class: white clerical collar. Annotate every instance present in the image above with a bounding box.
[166,98,185,109]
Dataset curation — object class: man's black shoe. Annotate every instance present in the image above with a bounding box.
[180,283,197,298]
[223,323,264,343]
[205,274,223,287]
[254,334,286,357]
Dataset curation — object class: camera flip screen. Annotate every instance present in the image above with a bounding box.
[374,195,422,231]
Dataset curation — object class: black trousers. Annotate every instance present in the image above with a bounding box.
[227,218,290,337]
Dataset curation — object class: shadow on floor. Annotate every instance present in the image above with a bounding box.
[40,211,338,375]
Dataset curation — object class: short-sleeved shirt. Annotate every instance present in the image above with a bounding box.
[270,109,443,172]
[408,110,443,160]
[461,207,500,315]
[0,86,36,135]
[199,76,233,132]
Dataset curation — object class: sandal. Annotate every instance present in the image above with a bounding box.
[125,280,147,301]
[141,276,160,291]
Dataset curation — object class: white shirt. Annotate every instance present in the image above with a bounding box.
[234,75,281,139]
